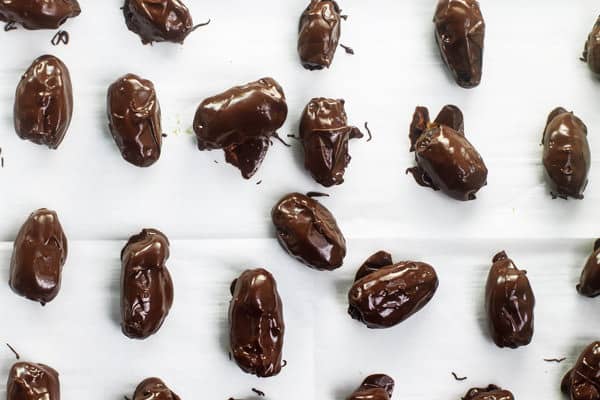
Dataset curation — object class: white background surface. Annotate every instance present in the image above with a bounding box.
[1,0,600,398]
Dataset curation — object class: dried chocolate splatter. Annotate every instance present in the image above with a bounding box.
[272,133,291,147]
[451,372,467,381]
[544,357,566,363]
[6,343,20,360]
[306,191,329,198]
[251,388,265,397]
[340,44,355,55]
[364,122,372,141]
[4,22,17,32]
[51,30,70,46]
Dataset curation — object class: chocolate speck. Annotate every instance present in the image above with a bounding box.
[161,134,167,138]
[544,357,566,363]
[306,191,330,198]
[256,180,262,185]
[451,372,467,381]
[251,388,265,397]
[364,122,372,142]
[340,44,354,55]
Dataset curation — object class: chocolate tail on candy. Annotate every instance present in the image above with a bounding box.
[224,137,270,179]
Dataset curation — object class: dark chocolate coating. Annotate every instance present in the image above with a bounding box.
[348,251,439,329]
[583,16,600,75]
[271,192,346,271]
[9,208,68,305]
[577,239,600,297]
[107,73,162,167]
[0,0,80,30]
[407,105,488,201]
[347,374,395,400]
[463,385,514,400]
[229,268,285,378]
[485,251,535,348]
[562,342,600,400]
[542,107,590,200]
[297,0,341,70]
[121,229,174,339]
[14,55,73,149]
[434,0,485,88]
[193,78,288,179]
[7,362,60,400]
[122,0,196,44]
[133,377,180,400]
[299,98,363,186]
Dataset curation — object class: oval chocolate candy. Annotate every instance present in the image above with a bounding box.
[463,385,514,400]
[0,0,80,30]
[562,341,600,399]
[347,374,395,400]
[229,268,285,378]
[582,16,600,75]
[10,208,68,305]
[297,0,342,70]
[133,377,180,400]
[577,239,600,297]
[7,362,60,400]
[121,229,174,339]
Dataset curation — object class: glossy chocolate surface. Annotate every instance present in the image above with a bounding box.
[133,377,180,400]
[348,250,438,329]
[7,362,60,400]
[577,239,600,297]
[121,229,174,339]
[229,268,285,378]
[562,342,600,399]
[434,0,485,88]
[485,251,535,348]
[123,0,197,44]
[298,0,342,70]
[407,105,488,201]
[300,98,363,186]
[0,0,80,30]
[542,107,590,200]
[10,208,68,305]
[107,73,162,167]
[272,192,346,270]
[14,55,73,149]
[463,385,514,400]
[347,374,395,400]
[583,16,600,75]
[193,78,288,179]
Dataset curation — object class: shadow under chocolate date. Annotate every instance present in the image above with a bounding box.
[121,229,174,339]
[300,98,363,187]
[407,105,487,201]
[542,107,590,200]
[347,374,395,400]
[14,55,73,149]
[7,362,60,400]
[577,239,600,297]
[485,251,535,349]
[463,385,514,400]
[193,78,288,179]
[0,0,80,30]
[133,377,180,400]
[123,0,205,44]
[348,251,438,329]
[582,16,600,75]
[298,0,342,70]
[271,192,346,271]
[229,268,285,378]
[434,0,485,88]
[562,342,600,399]
[107,73,163,167]
[10,208,68,305]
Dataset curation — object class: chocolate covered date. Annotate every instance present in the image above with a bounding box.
[300,98,363,186]
[107,73,162,167]
[298,0,342,70]
[434,0,485,88]
[463,385,514,400]
[229,268,285,378]
[562,342,600,399]
[14,55,73,149]
[582,16,600,75]
[577,239,600,297]
[271,192,346,271]
[123,0,204,44]
[121,229,174,339]
[9,208,68,305]
[485,251,535,348]
[7,362,60,400]
[0,0,80,30]
[407,105,488,201]
[193,78,288,179]
[347,374,395,400]
[133,377,180,400]
[348,250,438,328]
[542,107,590,200]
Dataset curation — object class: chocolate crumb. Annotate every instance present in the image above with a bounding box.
[451,372,467,381]
[340,44,354,55]
[364,122,372,142]
[306,191,330,198]
[341,14,348,20]
[161,133,167,138]
[4,21,17,31]
[544,357,566,363]
[6,343,20,360]
[251,388,265,397]
[214,160,219,164]
[51,30,69,46]
[281,359,288,368]
[256,180,262,185]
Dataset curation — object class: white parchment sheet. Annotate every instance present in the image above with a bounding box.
[1,0,600,398]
